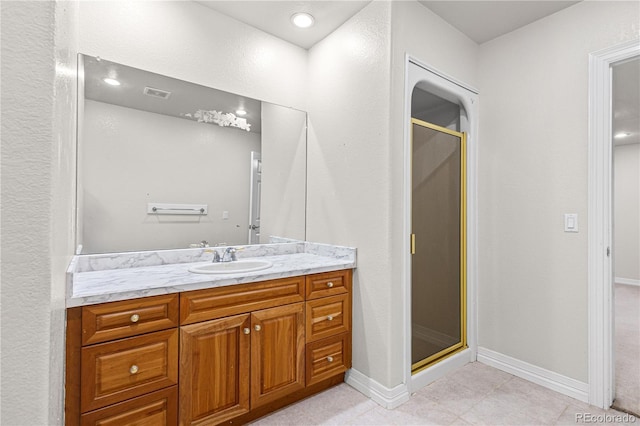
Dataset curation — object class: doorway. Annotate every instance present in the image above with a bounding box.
[611,57,640,415]
[410,118,467,374]
[587,39,639,410]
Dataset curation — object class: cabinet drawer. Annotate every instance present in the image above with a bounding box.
[305,270,351,300]
[82,294,179,345]
[305,293,350,343]
[306,333,351,386]
[180,276,305,325]
[80,386,177,426]
[81,329,178,413]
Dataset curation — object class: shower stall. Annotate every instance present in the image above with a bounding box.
[410,116,466,374]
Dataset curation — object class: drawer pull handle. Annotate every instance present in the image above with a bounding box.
[129,365,139,375]
[243,328,250,335]
[327,356,334,363]
[254,325,262,332]
[327,315,334,321]
[327,282,334,288]
[130,314,140,323]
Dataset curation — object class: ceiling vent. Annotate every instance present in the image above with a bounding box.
[143,86,171,99]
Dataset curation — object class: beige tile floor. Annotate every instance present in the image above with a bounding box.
[614,283,640,415]
[251,362,638,425]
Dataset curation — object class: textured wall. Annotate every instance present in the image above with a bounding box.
[307,1,395,386]
[1,1,77,424]
[306,0,481,390]
[478,1,640,382]
[388,0,480,386]
[614,144,640,281]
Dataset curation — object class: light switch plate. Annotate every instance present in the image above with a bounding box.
[564,213,578,232]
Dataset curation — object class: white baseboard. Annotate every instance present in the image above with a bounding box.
[345,368,410,409]
[477,347,589,403]
[615,277,640,286]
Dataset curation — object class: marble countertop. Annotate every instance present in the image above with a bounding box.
[67,241,356,307]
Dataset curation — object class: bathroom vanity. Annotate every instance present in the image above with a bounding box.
[64,242,355,425]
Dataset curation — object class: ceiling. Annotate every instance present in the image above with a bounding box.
[196,1,370,50]
[418,1,580,44]
[196,1,581,48]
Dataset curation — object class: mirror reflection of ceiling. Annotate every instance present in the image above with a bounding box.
[613,58,640,146]
[83,56,262,133]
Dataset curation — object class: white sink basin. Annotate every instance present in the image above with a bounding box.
[189,260,273,274]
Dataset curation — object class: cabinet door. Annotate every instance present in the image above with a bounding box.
[179,314,250,425]
[250,303,305,408]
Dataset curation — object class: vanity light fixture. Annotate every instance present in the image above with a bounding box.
[291,12,314,29]
[103,77,121,86]
[614,132,632,139]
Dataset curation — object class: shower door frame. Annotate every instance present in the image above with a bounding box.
[410,118,468,374]
[403,56,479,393]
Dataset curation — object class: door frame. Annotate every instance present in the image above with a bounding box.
[587,39,639,409]
[403,55,479,392]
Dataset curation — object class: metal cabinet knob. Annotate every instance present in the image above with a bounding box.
[254,325,262,332]
[130,314,140,323]
[326,282,334,288]
[327,315,334,321]
[243,328,250,335]
[129,365,139,374]
[327,356,334,363]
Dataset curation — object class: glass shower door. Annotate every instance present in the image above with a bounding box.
[411,118,467,374]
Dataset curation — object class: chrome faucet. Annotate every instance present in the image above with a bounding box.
[212,247,237,263]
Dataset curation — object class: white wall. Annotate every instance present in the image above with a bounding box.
[307,0,480,390]
[0,1,77,424]
[81,100,260,252]
[389,0,480,387]
[478,1,640,383]
[614,144,640,282]
[307,1,396,387]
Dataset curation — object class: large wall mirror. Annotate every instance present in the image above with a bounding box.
[77,54,307,254]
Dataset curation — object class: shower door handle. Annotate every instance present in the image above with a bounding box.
[410,234,416,255]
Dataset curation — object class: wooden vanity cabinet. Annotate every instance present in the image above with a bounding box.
[66,270,352,426]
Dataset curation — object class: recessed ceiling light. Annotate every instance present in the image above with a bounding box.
[614,132,632,139]
[235,109,247,116]
[291,12,314,29]
[103,77,121,86]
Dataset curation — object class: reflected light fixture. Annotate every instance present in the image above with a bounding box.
[614,132,632,139]
[103,77,121,86]
[235,109,247,116]
[291,12,314,28]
